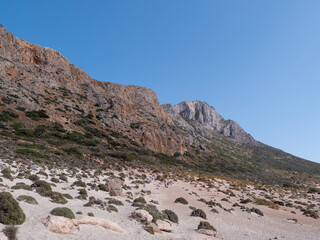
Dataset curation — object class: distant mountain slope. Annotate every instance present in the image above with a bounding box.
[0,24,319,185]
[162,101,258,145]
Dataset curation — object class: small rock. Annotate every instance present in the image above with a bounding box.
[106,178,123,196]
[149,223,162,234]
[0,232,8,240]
[156,220,172,232]
[197,228,217,236]
[131,209,153,224]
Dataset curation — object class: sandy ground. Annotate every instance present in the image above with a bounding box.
[0,161,319,240]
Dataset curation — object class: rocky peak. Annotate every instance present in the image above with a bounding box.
[162,101,258,145]
[0,25,187,155]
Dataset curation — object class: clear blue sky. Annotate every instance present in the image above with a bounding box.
[1,1,320,163]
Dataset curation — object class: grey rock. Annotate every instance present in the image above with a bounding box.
[162,101,258,145]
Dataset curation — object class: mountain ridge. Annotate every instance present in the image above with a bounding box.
[1,24,319,185]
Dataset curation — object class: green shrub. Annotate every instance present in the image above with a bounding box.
[191,209,207,219]
[163,209,179,223]
[62,194,73,200]
[28,174,39,181]
[37,171,48,178]
[31,180,52,197]
[108,198,124,206]
[15,149,46,158]
[139,204,168,223]
[78,189,88,196]
[50,192,68,204]
[50,177,59,183]
[63,147,82,157]
[0,192,26,225]
[11,183,32,191]
[98,184,107,191]
[174,197,188,205]
[133,197,146,204]
[25,110,49,121]
[1,168,13,181]
[17,195,38,205]
[87,212,94,217]
[254,198,279,210]
[3,225,18,240]
[50,207,75,219]
[72,180,86,188]
[107,205,118,213]
[59,175,68,182]
[0,110,18,122]
[198,221,216,231]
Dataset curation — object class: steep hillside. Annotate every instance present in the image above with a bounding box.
[0,24,319,185]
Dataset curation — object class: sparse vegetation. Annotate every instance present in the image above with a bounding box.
[17,195,38,205]
[191,209,207,219]
[254,198,279,210]
[198,221,216,231]
[0,192,26,225]
[50,207,75,219]
[174,197,188,205]
[163,209,179,223]
[3,225,18,240]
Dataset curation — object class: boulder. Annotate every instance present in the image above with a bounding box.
[197,228,217,236]
[41,215,74,234]
[131,209,153,224]
[149,223,162,234]
[0,232,8,240]
[30,165,38,170]
[156,220,172,232]
[75,216,127,233]
[41,215,128,234]
[106,178,123,196]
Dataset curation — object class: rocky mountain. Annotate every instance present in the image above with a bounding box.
[0,24,188,156]
[0,24,319,184]
[162,101,258,145]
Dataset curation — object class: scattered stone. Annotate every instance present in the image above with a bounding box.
[131,209,153,224]
[106,178,123,196]
[156,220,172,232]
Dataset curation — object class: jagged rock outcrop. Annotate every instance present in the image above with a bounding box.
[162,101,258,145]
[0,24,187,155]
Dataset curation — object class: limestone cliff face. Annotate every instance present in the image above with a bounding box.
[0,25,187,155]
[162,101,258,145]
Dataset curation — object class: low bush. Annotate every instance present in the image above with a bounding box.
[107,205,118,213]
[50,177,59,183]
[31,180,52,197]
[28,174,39,181]
[62,194,73,200]
[191,209,207,219]
[3,225,18,240]
[72,180,86,188]
[0,192,26,225]
[163,209,179,223]
[11,183,32,191]
[16,195,38,205]
[174,197,188,205]
[50,192,68,204]
[254,198,279,210]
[198,221,216,231]
[108,198,124,206]
[98,184,107,191]
[133,197,146,204]
[50,207,75,219]
[1,168,13,181]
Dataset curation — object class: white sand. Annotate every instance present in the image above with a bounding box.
[0,162,319,240]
